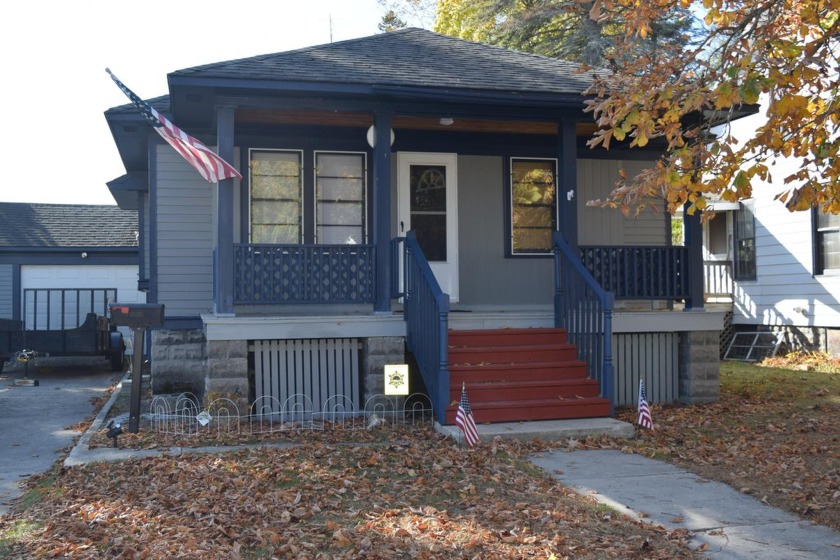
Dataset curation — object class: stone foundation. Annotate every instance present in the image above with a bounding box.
[678,330,720,404]
[205,339,249,411]
[362,337,406,401]
[150,329,207,397]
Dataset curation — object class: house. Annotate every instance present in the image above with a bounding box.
[698,104,840,358]
[104,28,744,424]
[0,203,142,329]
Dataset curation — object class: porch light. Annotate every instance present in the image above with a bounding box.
[439,117,454,126]
[366,125,395,148]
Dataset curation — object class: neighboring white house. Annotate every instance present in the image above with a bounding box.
[716,99,840,355]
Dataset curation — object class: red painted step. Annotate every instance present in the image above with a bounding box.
[449,328,569,348]
[442,327,611,425]
[445,397,611,424]
[449,378,602,402]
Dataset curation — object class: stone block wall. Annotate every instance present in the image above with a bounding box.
[205,339,249,411]
[150,329,207,396]
[362,337,406,402]
[678,330,720,404]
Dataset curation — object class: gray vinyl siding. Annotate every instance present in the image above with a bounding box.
[578,159,666,246]
[458,155,554,306]
[154,146,215,316]
[733,183,840,328]
[0,264,13,319]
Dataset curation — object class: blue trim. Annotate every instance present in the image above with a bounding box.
[558,120,578,252]
[684,206,705,310]
[215,106,236,314]
[373,111,393,313]
[149,140,159,305]
[138,191,148,289]
[12,264,20,321]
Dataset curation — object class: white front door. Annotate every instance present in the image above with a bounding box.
[397,152,459,302]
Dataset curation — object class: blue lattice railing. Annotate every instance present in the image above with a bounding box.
[554,232,614,413]
[402,232,450,424]
[579,245,690,301]
[233,244,376,305]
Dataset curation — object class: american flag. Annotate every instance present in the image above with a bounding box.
[455,383,479,447]
[637,379,653,430]
[107,69,242,184]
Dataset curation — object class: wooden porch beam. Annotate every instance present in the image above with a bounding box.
[215,105,236,315]
[558,119,578,251]
[683,205,705,310]
[372,110,393,313]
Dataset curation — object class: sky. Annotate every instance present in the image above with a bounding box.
[1,0,390,205]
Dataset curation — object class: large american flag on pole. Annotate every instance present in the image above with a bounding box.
[455,382,479,447]
[637,379,653,430]
[107,69,242,184]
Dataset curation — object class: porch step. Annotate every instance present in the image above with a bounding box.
[444,328,610,425]
[449,328,569,348]
[445,397,611,424]
[449,378,602,402]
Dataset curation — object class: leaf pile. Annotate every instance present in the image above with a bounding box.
[612,360,840,531]
[0,430,697,559]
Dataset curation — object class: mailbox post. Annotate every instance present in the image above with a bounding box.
[109,303,165,433]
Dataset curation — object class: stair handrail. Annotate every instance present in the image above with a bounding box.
[553,231,615,414]
[402,231,450,424]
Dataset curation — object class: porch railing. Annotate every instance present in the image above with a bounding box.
[579,245,690,301]
[402,231,450,424]
[233,244,376,305]
[554,232,614,413]
[704,260,733,300]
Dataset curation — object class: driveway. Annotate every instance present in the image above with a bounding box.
[0,358,119,516]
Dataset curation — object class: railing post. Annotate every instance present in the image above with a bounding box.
[602,294,615,415]
[372,110,393,313]
[683,205,705,310]
[436,294,450,425]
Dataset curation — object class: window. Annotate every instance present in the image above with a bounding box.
[249,150,366,245]
[733,200,756,280]
[509,158,557,255]
[250,150,303,244]
[315,152,366,244]
[815,211,840,275]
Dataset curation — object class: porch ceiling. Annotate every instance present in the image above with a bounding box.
[235,109,598,136]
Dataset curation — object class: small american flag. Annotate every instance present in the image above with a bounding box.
[455,383,479,447]
[637,379,653,430]
[107,69,242,184]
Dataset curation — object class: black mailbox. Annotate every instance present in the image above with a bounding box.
[109,303,165,328]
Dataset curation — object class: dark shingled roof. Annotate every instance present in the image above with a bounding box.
[0,203,138,249]
[171,28,596,96]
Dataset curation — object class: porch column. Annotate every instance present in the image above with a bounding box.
[683,204,705,310]
[372,110,393,313]
[557,120,578,251]
[215,105,236,315]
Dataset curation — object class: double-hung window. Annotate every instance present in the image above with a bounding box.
[815,211,840,275]
[733,199,756,280]
[249,149,366,244]
[509,158,557,255]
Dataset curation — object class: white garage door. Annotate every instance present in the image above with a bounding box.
[21,265,145,330]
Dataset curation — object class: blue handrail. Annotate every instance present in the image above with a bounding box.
[402,231,450,424]
[553,232,615,414]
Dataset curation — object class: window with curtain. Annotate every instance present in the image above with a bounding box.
[510,158,557,255]
[315,152,366,244]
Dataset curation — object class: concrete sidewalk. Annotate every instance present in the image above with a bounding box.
[530,449,840,559]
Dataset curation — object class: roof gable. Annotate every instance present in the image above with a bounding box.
[0,203,138,249]
[171,28,595,96]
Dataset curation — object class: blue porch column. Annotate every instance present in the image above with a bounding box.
[683,204,705,310]
[372,111,393,313]
[557,120,578,251]
[215,106,236,314]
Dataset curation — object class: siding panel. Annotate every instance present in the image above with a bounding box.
[0,265,13,319]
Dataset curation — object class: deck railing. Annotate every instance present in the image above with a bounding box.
[401,232,450,424]
[233,244,376,305]
[704,260,734,300]
[579,245,690,301]
[554,233,614,413]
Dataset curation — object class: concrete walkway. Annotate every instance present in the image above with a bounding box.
[0,359,118,516]
[530,449,840,559]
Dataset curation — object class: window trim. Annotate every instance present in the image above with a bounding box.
[313,150,368,245]
[814,208,840,276]
[733,199,756,281]
[248,148,305,244]
[506,156,559,258]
